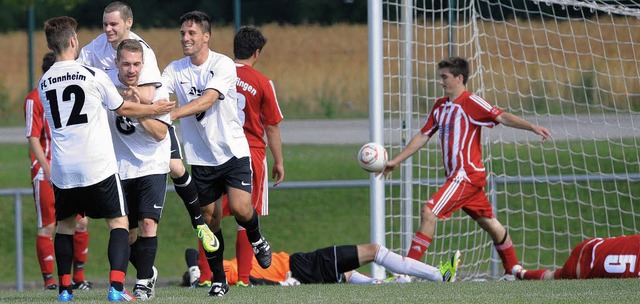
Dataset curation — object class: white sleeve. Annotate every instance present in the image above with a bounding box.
[161,64,176,95]
[205,57,236,100]
[96,70,124,110]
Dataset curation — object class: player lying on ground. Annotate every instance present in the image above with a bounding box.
[512,235,640,280]
[183,244,461,286]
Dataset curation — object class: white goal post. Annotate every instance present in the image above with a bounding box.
[368,0,640,281]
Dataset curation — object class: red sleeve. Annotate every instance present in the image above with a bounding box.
[464,93,503,126]
[420,98,445,136]
[24,89,43,138]
[259,77,283,125]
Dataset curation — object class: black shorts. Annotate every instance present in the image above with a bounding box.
[121,174,167,228]
[289,245,359,284]
[54,174,127,221]
[169,125,183,160]
[191,156,252,206]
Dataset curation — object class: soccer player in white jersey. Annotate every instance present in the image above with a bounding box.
[39,16,174,302]
[105,39,171,301]
[78,1,219,252]
[161,11,272,297]
[379,57,551,279]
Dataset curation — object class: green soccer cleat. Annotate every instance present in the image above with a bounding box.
[196,224,219,252]
[439,250,461,282]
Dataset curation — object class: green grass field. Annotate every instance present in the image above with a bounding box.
[2,142,639,302]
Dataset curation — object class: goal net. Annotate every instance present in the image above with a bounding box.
[379,0,640,281]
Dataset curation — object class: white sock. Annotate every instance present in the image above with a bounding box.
[347,271,382,284]
[373,245,442,282]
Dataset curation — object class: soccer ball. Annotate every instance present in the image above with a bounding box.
[357,142,388,172]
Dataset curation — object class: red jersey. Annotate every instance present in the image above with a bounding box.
[420,91,503,187]
[23,88,52,180]
[236,63,283,148]
[559,235,640,279]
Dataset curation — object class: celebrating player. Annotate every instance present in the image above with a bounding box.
[39,16,173,302]
[513,235,640,280]
[184,244,460,286]
[77,1,219,253]
[105,39,171,301]
[213,25,285,287]
[379,56,551,277]
[162,11,272,297]
[24,52,92,291]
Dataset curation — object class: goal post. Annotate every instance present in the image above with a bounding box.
[370,0,640,281]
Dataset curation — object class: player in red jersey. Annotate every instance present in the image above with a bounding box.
[380,57,551,277]
[23,52,92,291]
[211,25,285,287]
[513,235,640,280]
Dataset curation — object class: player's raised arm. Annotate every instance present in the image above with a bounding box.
[116,98,175,118]
[169,89,219,121]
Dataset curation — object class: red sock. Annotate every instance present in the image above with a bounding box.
[58,274,72,288]
[494,239,519,274]
[236,229,253,284]
[407,232,431,260]
[109,270,126,287]
[524,269,549,280]
[73,231,89,282]
[36,235,55,285]
[197,241,213,284]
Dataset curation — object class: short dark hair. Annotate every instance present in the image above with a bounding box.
[179,11,211,34]
[234,26,267,60]
[42,52,56,73]
[104,1,133,21]
[437,57,469,85]
[116,39,144,61]
[43,16,78,55]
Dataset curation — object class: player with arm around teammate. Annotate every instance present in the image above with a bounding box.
[78,1,219,253]
[379,56,551,278]
[39,16,173,302]
[105,38,173,301]
[513,235,640,280]
[162,11,272,297]
[24,51,92,291]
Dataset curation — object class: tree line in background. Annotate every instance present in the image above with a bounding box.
[2,0,637,32]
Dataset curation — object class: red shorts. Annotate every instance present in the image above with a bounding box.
[32,178,55,228]
[426,175,494,220]
[222,147,268,217]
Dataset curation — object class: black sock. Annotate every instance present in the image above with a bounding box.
[206,229,226,283]
[236,209,262,243]
[135,236,158,280]
[108,228,130,273]
[172,172,205,228]
[54,233,74,279]
[185,248,198,268]
[129,237,140,271]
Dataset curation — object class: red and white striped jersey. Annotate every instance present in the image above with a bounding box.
[235,63,283,148]
[24,88,52,180]
[420,91,503,187]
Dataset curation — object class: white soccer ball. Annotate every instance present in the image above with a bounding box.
[357,142,388,172]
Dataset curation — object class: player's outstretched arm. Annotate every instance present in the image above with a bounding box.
[378,132,431,178]
[170,89,220,121]
[496,112,552,143]
[115,99,175,118]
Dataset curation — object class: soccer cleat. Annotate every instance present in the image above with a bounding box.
[439,250,462,282]
[188,266,200,288]
[235,281,254,288]
[197,280,212,288]
[72,280,93,290]
[195,224,219,252]
[512,265,526,280]
[57,290,73,302]
[108,286,136,302]
[251,237,272,269]
[133,266,157,301]
[208,282,230,297]
[45,282,58,290]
